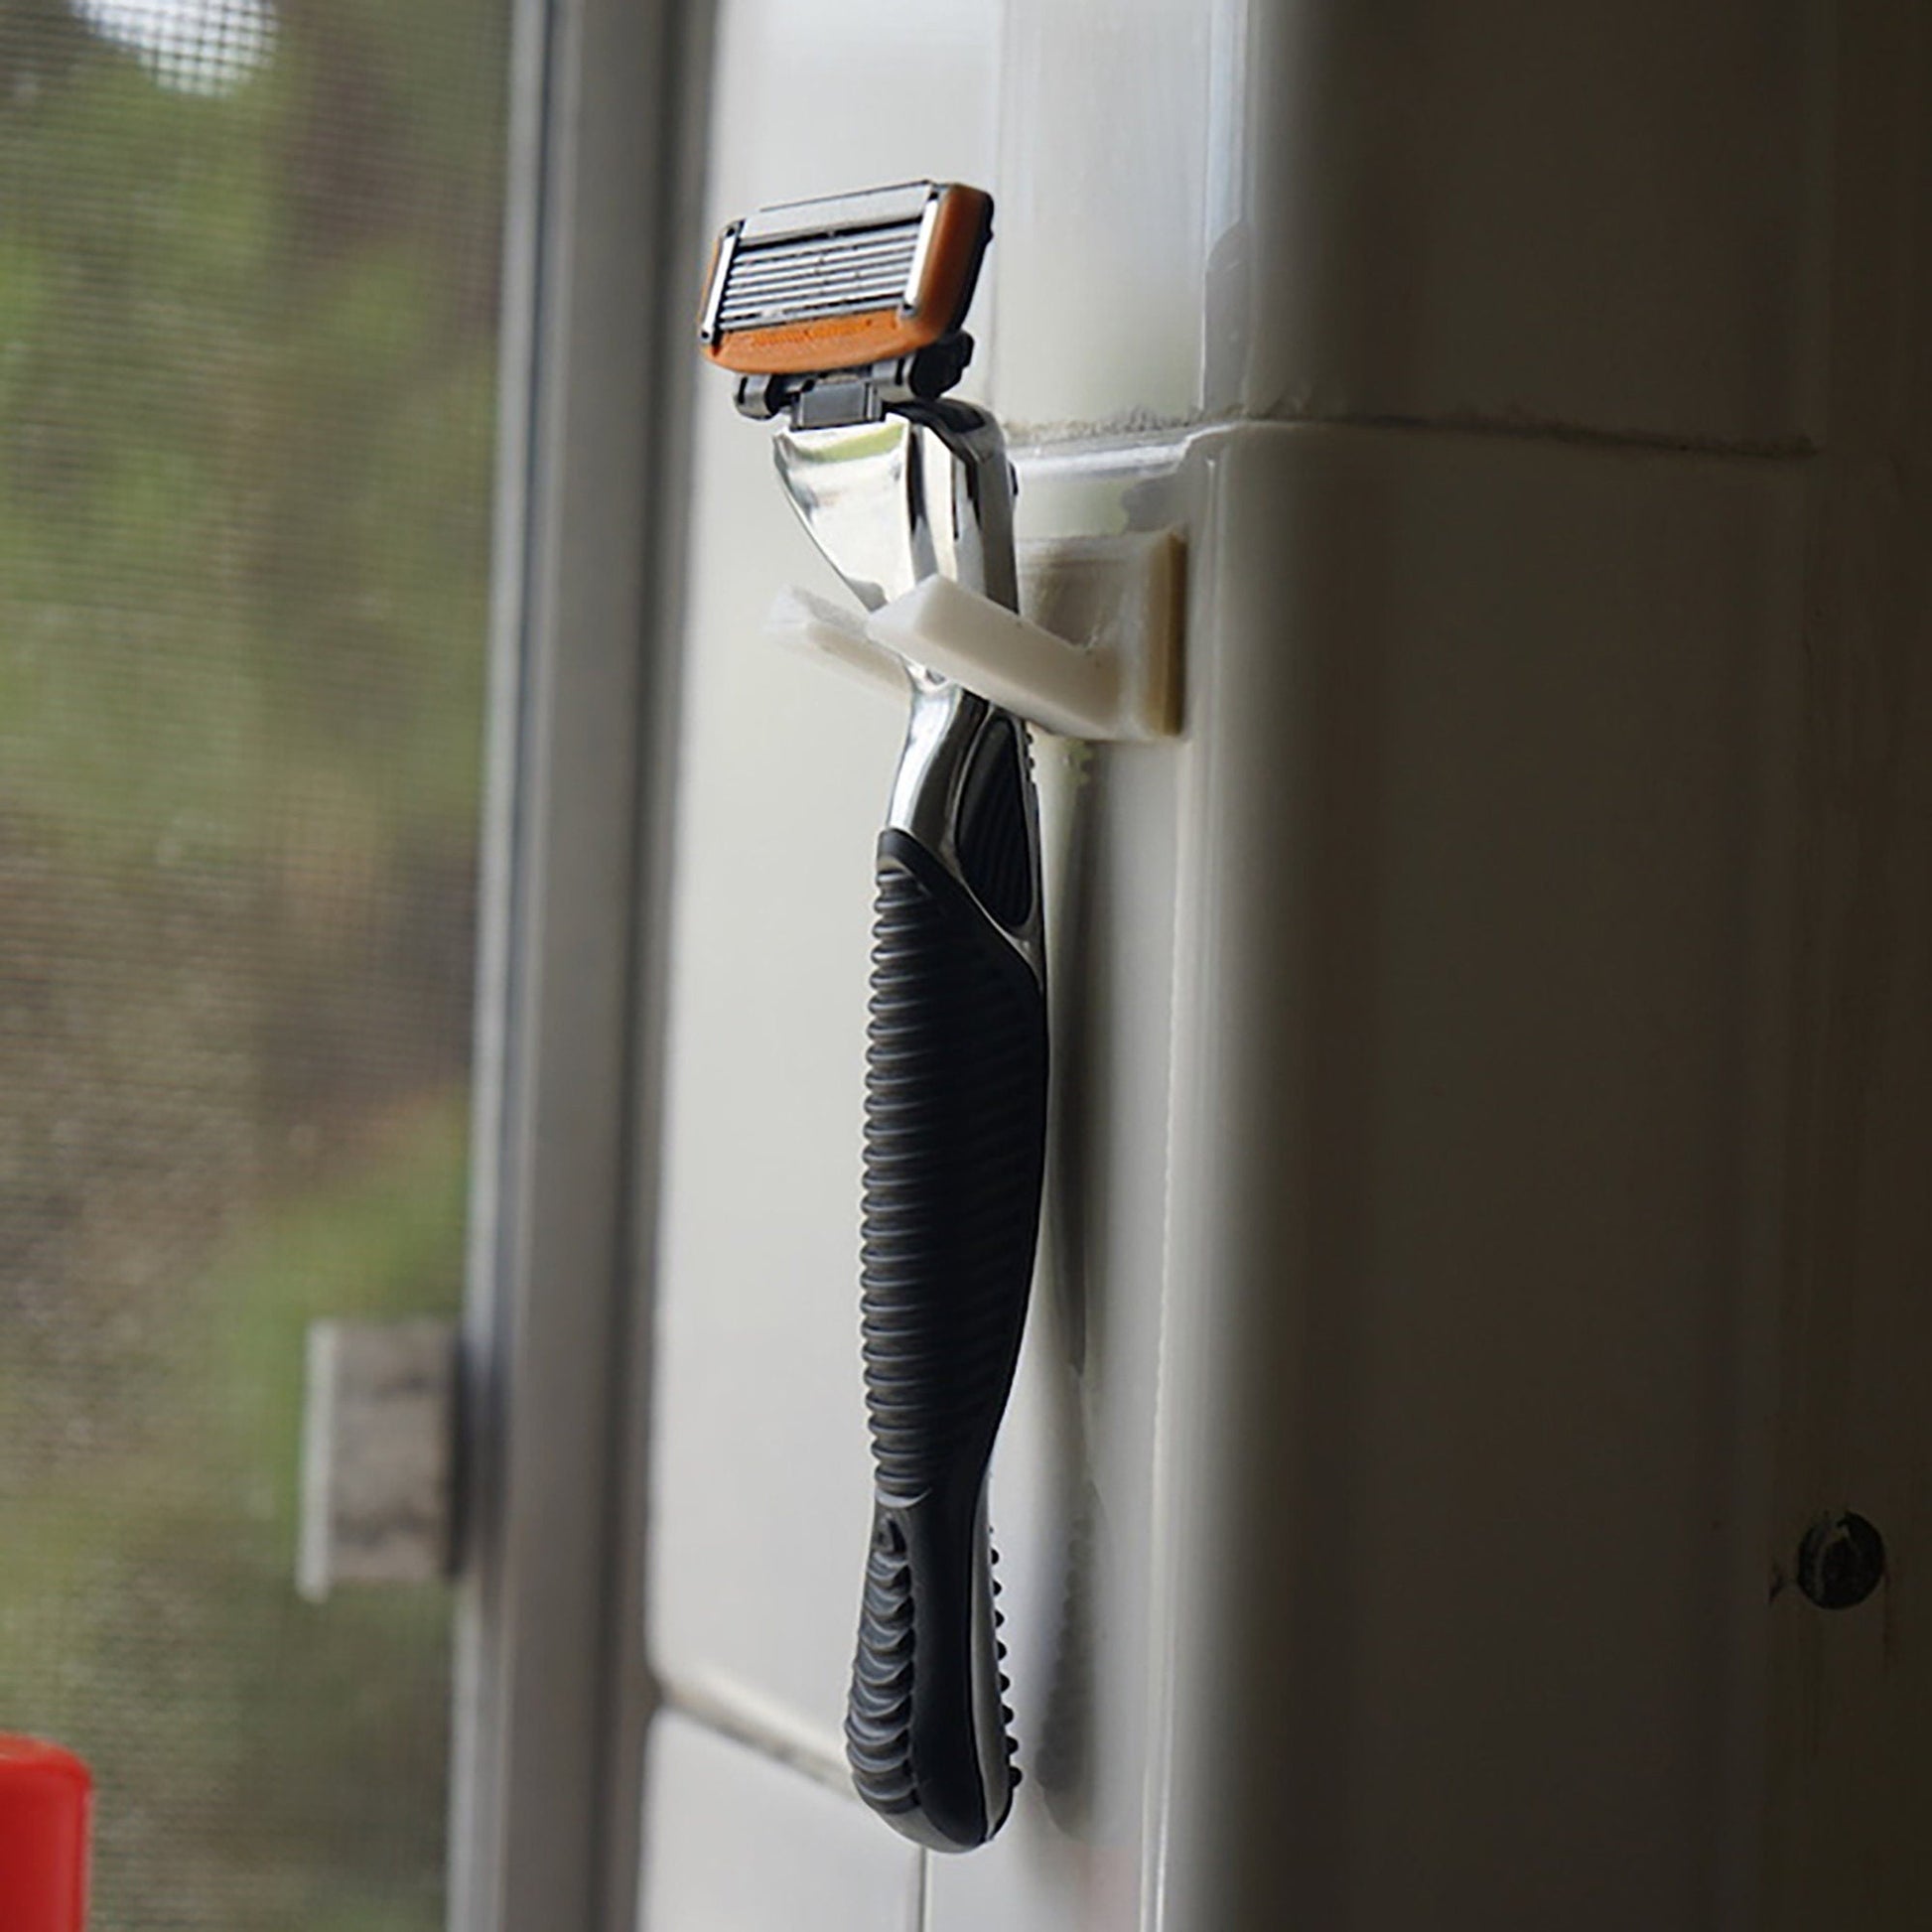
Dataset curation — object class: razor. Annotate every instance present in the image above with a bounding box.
[700,181,1044,1853]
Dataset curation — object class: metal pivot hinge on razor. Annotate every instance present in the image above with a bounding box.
[699,181,1043,1853]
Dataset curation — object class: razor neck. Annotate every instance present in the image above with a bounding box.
[772,397,1017,616]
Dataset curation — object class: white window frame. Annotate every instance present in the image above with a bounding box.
[449,0,712,1924]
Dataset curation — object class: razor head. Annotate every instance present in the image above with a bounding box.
[700,180,992,386]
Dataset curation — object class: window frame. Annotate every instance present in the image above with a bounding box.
[449,0,711,1924]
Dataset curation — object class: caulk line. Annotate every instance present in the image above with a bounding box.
[657,1679,859,1802]
[1007,403,1818,466]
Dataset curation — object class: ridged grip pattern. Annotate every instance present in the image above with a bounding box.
[844,826,1045,1851]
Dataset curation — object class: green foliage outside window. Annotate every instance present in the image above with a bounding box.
[0,0,506,1922]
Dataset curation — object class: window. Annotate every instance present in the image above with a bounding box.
[0,1,509,1924]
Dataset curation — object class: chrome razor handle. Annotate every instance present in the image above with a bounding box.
[769,400,1042,1850]
[846,679,1046,1852]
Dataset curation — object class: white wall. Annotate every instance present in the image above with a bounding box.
[640,6,1843,1928]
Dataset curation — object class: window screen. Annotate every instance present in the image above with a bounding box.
[0,0,508,1924]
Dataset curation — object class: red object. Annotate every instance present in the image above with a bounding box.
[0,1736,90,1931]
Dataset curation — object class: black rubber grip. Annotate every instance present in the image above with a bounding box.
[844,826,1046,1851]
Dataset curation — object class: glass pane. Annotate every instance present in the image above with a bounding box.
[0,0,508,1924]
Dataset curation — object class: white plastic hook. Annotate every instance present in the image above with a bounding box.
[766,530,1184,741]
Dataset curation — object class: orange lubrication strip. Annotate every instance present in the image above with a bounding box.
[705,187,991,377]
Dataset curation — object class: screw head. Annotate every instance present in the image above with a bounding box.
[1796,1512,1886,1609]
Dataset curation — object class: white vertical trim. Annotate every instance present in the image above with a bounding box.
[451,0,713,1923]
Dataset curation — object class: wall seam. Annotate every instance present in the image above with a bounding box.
[1008,406,1819,466]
